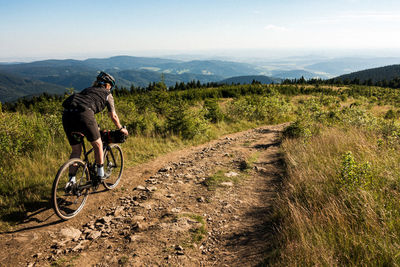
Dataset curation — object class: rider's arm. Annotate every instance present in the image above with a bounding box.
[109,111,122,129]
[106,94,120,128]
[106,94,128,135]
[109,111,128,135]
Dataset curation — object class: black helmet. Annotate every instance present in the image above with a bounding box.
[96,71,115,88]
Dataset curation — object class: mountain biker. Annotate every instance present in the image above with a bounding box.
[62,71,129,186]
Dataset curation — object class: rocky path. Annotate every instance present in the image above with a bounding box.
[0,124,286,267]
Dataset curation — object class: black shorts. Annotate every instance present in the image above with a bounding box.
[62,109,100,145]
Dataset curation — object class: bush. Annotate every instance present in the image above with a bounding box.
[339,151,373,189]
[0,113,60,160]
[384,109,397,120]
[127,111,164,136]
[283,120,313,139]
[204,99,224,123]
[228,95,291,123]
[166,103,210,139]
[320,95,340,107]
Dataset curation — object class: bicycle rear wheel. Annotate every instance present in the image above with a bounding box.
[102,144,124,190]
[52,158,90,220]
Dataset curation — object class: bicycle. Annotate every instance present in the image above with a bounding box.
[51,129,125,220]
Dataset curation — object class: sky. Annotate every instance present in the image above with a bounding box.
[1,0,400,61]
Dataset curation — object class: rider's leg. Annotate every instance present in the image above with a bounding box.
[70,143,82,159]
[91,138,104,177]
[91,137,103,164]
[68,144,82,176]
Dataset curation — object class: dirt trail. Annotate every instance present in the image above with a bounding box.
[0,124,286,267]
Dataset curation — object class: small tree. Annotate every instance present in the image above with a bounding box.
[204,99,224,123]
[153,81,167,91]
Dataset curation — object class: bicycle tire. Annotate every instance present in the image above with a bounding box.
[52,158,90,220]
[102,144,124,190]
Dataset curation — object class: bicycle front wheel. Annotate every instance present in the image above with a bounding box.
[52,158,90,220]
[103,144,124,190]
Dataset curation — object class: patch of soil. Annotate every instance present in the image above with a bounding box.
[0,124,286,267]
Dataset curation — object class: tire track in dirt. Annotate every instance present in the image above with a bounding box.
[0,124,286,267]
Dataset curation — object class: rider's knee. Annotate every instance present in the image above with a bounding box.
[91,138,103,150]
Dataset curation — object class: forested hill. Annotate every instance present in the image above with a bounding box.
[0,72,66,103]
[334,64,400,83]
[220,75,280,85]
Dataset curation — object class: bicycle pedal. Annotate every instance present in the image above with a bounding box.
[92,182,99,191]
[91,179,100,190]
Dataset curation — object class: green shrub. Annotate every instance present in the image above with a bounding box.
[319,95,340,107]
[384,109,397,120]
[0,113,61,160]
[339,94,348,102]
[229,95,291,123]
[378,120,400,147]
[204,99,224,123]
[127,111,164,136]
[166,103,210,139]
[338,106,377,129]
[339,151,373,189]
[283,120,313,139]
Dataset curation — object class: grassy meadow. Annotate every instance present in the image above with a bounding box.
[2,82,400,265]
[270,89,400,266]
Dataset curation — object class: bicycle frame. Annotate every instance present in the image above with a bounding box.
[81,140,92,165]
[79,139,117,184]
[81,140,115,163]
[72,140,102,191]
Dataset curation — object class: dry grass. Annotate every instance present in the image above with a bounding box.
[369,105,395,117]
[274,126,400,266]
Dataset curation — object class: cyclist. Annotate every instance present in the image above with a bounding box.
[62,71,129,187]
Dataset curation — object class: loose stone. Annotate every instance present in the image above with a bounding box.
[135,185,146,191]
[86,231,101,240]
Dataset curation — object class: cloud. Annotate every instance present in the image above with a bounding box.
[264,24,288,32]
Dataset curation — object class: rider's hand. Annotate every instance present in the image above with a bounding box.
[120,128,129,136]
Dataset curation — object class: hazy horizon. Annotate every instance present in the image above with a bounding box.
[2,0,400,63]
[2,47,400,64]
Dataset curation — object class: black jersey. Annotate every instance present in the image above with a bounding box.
[62,87,115,114]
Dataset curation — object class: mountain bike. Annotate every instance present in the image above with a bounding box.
[51,129,125,220]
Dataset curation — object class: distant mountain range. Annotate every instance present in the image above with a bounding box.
[1,55,399,102]
[84,56,179,70]
[334,64,400,83]
[0,56,241,102]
